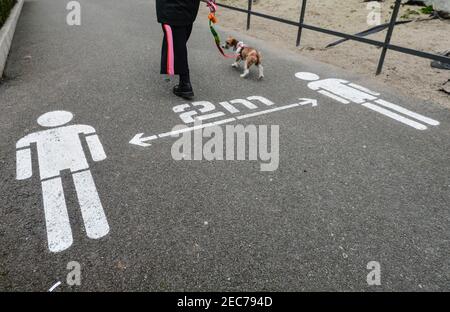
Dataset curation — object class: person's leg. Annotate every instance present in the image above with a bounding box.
[160,24,193,98]
[179,73,191,85]
[171,24,194,99]
[185,24,193,41]
[73,170,109,239]
[182,24,194,83]
[172,25,190,77]
[161,24,175,76]
[41,177,73,252]
[180,24,193,84]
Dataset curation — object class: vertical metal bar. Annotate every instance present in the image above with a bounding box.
[376,0,401,75]
[296,0,308,47]
[246,0,252,30]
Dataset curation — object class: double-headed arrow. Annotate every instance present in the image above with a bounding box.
[130,98,318,147]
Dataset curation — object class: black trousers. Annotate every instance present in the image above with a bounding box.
[160,24,193,76]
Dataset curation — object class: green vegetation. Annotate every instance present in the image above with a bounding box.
[420,5,434,15]
[0,0,17,28]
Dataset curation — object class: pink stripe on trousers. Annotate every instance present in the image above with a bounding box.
[163,24,175,75]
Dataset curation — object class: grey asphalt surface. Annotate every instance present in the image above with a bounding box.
[0,0,449,291]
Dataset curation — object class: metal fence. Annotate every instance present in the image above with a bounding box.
[208,0,450,75]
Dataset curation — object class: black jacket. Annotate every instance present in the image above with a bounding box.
[156,0,201,26]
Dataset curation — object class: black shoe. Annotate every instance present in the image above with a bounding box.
[173,83,194,100]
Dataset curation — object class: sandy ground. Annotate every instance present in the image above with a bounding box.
[201,0,450,108]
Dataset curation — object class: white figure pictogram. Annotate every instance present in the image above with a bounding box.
[295,72,440,130]
[16,111,109,253]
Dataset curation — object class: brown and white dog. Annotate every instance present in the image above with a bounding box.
[222,36,264,79]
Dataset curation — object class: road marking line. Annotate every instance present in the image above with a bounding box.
[296,72,440,130]
[348,83,380,96]
[158,118,237,138]
[236,103,300,120]
[362,102,427,130]
[131,99,318,146]
[48,281,61,292]
[73,170,110,239]
[157,102,310,138]
[375,99,440,126]
[16,111,109,252]
[318,90,350,104]
[42,177,73,253]
[141,134,158,142]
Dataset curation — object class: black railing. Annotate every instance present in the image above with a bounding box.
[206,0,450,75]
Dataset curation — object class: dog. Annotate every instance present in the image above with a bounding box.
[222,36,264,79]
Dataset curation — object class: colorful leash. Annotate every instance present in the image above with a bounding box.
[207,0,237,59]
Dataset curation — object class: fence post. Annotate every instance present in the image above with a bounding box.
[246,0,253,30]
[296,0,308,47]
[376,0,401,75]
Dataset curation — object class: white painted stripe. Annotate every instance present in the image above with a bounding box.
[16,148,32,180]
[144,101,316,142]
[73,170,109,240]
[348,83,380,96]
[196,112,227,121]
[137,134,158,143]
[145,135,158,141]
[375,99,440,126]
[318,90,350,104]
[158,118,236,138]
[85,135,107,161]
[151,102,310,140]
[236,103,300,120]
[42,178,73,253]
[362,102,427,130]
[48,281,61,292]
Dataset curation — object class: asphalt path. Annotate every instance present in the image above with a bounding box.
[0,0,449,291]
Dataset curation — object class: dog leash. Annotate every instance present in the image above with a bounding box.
[207,0,237,59]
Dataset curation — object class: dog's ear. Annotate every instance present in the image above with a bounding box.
[231,38,238,46]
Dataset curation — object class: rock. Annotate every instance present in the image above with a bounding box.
[440,79,450,95]
[403,0,450,16]
[431,51,450,70]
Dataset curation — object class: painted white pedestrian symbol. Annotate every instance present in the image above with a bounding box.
[295,72,440,130]
[16,111,109,253]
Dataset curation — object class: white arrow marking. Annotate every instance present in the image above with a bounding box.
[129,133,158,147]
[158,118,237,138]
[298,98,318,107]
[130,99,318,147]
